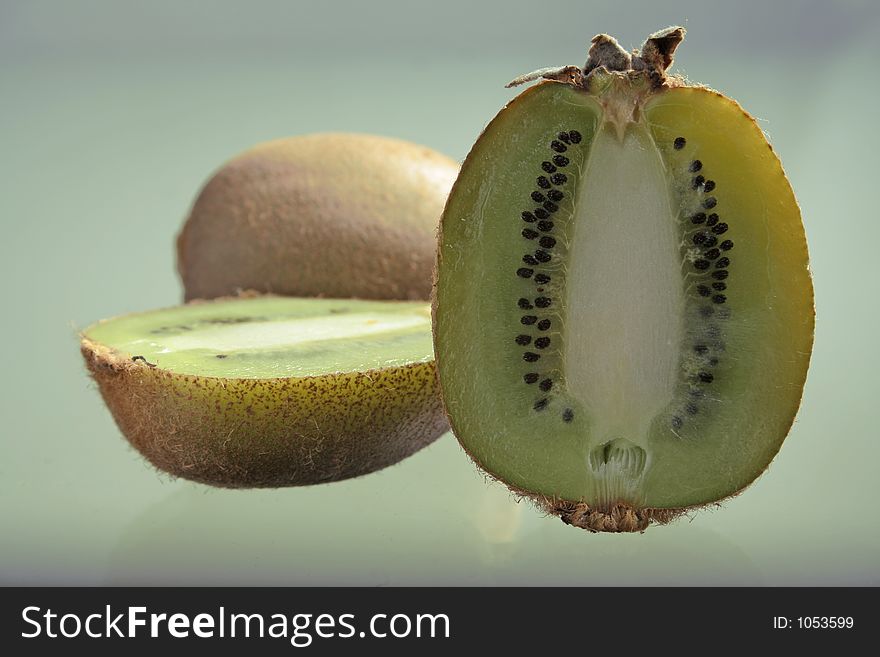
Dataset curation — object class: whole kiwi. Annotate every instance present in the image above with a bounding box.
[177,133,459,302]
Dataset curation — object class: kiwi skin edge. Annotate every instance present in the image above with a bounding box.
[81,338,447,488]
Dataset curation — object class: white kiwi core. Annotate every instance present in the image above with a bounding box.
[564,125,685,449]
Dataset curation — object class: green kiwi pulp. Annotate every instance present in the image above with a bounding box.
[82,296,446,487]
[433,28,814,532]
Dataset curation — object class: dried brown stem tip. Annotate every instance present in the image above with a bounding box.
[508,26,686,89]
[545,500,683,533]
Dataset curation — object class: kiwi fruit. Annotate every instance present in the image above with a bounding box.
[82,295,446,487]
[177,133,459,302]
[433,28,814,532]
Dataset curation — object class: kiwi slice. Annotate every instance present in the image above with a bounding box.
[82,296,446,487]
[177,133,459,302]
[434,28,814,531]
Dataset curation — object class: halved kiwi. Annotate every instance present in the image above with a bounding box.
[82,295,446,487]
[177,133,459,302]
[434,28,814,531]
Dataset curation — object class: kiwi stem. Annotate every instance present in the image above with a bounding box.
[508,26,685,92]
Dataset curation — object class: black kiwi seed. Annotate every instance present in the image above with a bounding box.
[539,236,556,249]
[693,175,705,188]
[557,131,571,144]
[712,281,727,291]
[215,354,227,359]
[550,173,567,185]
[703,235,718,248]
[694,344,709,354]
[691,212,707,224]
[547,189,564,202]
[537,176,551,189]
[531,191,545,203]
[515,335,532,346]
[720,240,734,251]
[522,228,539,239]
[521,315,537,325]
[543,201,559,213]
[518,298,533,309]
[534,250,551,263]
[535,337,551,349]
[524,373,539,384]
[568,130,582,143]
[693,232,707,245]
[534,274,551,284]
[690,160,703,172]
[553,155,569,167]
[694,259,710,270]
[706,213,719,226]
[711,222,728,235]
[521,211,536,223]
[671,416,683,429]
[712,294,727,304]
[716,257,730,268]
[562,409,574,422]
[517,268,534,278]
[704,248,721,260]
[537,220,554,232]
[551,140,567,153]
[703,180,716,192]
[534,208,549,220]
[539,378,553,391]
[537,319,551,331]
[542,161,557,173]
[697,285,711,297]
[673,137,686,149]
[703,197,717,209]
[522,254,538,265]
[534,297,552,308]
[534,398,549,411]
[524,352,540,362]
[712,270,729,280]
[698,371,714,383]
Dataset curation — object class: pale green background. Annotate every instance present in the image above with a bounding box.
[2,0,877,585]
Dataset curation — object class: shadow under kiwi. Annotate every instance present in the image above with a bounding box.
[104,432,760,585]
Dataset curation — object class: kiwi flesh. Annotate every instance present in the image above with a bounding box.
[177,133,459,302]
[433,28,814,531]
[82,296,446,487]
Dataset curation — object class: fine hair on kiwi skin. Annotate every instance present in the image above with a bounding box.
[81,294,447,488]
[433,27,814,532]
[177,133,460,303]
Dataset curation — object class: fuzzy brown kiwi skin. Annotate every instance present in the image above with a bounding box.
[177,133,459,303]
[81,329,447,489]
[432,50,815,533]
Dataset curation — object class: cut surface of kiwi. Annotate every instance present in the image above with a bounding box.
[82,296,446,487]
[177,133,459,302]
[434,28,814,531]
